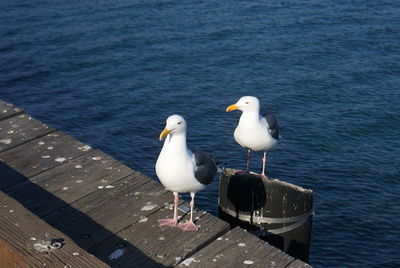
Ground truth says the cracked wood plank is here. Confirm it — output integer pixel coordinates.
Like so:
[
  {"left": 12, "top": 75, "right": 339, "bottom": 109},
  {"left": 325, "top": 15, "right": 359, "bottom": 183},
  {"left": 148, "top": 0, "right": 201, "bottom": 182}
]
[
  {"left": 177, "top": 227, "right": 298, "bottom": 268},
  {"left": 0, "top": 131, "right": 93, "bottom": 189},
  {"left": 3, "top": 150, "right": 135, "bottom": 218},
  {"left": 48, "top": 175, "right": 174, "bottom": 250},
  {"left": 90, "top": 200, "right": 230, "bottom": 267},
  {"left": 0, "top": 191, "right": 109, "bottom": 268},
  {"left": 0, "top": 113, "right": 54, "bottom": 153},
  {"left": 0, "top": 100, "right": 23, "bottom": 121}
]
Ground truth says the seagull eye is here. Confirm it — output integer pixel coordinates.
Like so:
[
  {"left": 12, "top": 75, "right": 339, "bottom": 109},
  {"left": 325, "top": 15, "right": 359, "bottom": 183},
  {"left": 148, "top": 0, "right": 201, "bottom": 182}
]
[
  {"left": 177, "top": 122, "right": 182, "bottom": 125},
  {"left": 245, "top": 102, "right": 249, "bottom": 104}
]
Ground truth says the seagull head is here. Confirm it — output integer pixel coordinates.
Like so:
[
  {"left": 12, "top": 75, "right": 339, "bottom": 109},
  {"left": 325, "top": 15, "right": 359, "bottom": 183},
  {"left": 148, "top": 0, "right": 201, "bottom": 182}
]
[
  {"left": 226, "top": 96, "right": 260, "bottom": 113},
  {"left": 159, "top": 114, "right": 187, "bottom": 140}
]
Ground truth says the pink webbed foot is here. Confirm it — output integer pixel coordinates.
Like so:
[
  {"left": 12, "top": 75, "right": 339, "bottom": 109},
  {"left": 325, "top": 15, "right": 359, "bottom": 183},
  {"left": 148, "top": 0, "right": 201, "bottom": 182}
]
[
  {"left": 259, "top": 173, "right": 268, "bottom": 181},
  {"left": 158, "top": 218, "right": 178, "bottom": 228},
  {"left": 178, "top": 221, "right": 199, "bottom": 232}
]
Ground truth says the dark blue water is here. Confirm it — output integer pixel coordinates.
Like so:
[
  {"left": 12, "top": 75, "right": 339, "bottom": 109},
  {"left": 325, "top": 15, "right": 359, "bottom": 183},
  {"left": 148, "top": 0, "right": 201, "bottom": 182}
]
[{"left": 1, "top": 0, "right": 400, "bottom": 266}]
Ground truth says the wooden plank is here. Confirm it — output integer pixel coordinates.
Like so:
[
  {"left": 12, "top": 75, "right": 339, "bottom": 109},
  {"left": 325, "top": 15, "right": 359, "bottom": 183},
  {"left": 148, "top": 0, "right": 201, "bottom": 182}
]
[
  {"left": 0, "top": 238, "right": 31, "bottom": 268},
  {"left": 3, "top": 149, "right": 135, "bottom": 218},
  {"left": 0, "top": 130, "right": 93, "bottom": 189},
  {"left": 41, "top": 173, "right": 172, "bottom": 268},
  {"left": 44, "top": 172, "right": 152, "bottom": 224},
  {"left": 0, "top": 113, "right": 55, "bottom": 153},
  {"left": 176, "top": 226, "right": 295, "bottom": 268},
  {"left": 48, "top": 176, "right": 175, "bottom": 250},
  {"left": 0, "top": 191, "right": 109, "bottom": 268},
  {"left": 0, "top": 100, "right": 23, "bottom": 121},
  {"left": 0, "top": 160, "right": 26, "bottom": 192},
  {"left": 90, "top": 202, "right": 230, "bottom": 267},
  {"left": 286, "top": 259, "right": 313, "bottom": 268}
]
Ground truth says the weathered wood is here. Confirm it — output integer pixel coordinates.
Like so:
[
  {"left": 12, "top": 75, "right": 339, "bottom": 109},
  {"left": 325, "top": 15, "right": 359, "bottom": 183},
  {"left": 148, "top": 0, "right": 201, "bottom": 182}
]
[
  {"left": 0, "top": 161, "right": 26, "bottom": 192},
  {"left": 0, "top": 191, "right": 109, "bottom": 268},
  {"left": 0, "top": 113, "right": 54, "bottom": 153},
  {"left": 42, "top": 173, "right": 188, "bottom": 268},
  {"left": 0, "top": 130, "right": 93, "bottom": 189},
  {"left": 177, "top": 226, "right": 297, "bottom": 268},
  {"left": 286, "top": 259, "right": 313, "bottom": 268},
  {"left": 48, "top": 176, "right": 175, "bottom": 250},
  {"left": 90, "top": 201, "right": 230, "bottom": 267},
  {"left": 0, "top": 100, "right": 23, "bottom": 121},
  {"left": 44, "top": 173, "right": 161, "bottom": 228},
  {"left": 219, "top": 169, "right": 313, "bottom": 262},
  {"left": 0, "top": 238, "right": 31, "bottom": 268},
  {"left": 3, "top": 171, "right": 169, "bottom": 268},
  {"left": 44, "top": 171, "right": 150, "bottom": 223},
  {"left": 3, "top": 149, "right": 135, "bottom": 218}
]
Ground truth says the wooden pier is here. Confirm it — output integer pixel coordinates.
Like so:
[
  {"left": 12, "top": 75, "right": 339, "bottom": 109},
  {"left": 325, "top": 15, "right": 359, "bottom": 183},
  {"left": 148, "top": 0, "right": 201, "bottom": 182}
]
[{"left": 0, "top": 100, "right": 312, "bottom": 267}]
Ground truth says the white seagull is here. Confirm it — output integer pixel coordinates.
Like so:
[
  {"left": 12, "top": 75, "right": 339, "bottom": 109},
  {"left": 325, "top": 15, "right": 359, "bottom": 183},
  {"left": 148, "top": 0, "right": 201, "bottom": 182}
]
[
  {"left": 226, "top": 96, "right": 279, "bottom": 178},
  {"left": 155, "top": 114, "right": 217, "bottom": 231}
]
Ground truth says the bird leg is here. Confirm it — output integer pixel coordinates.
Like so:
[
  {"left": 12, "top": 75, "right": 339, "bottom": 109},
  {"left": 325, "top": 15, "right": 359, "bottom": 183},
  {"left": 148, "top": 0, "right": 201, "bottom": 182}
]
[
  {"left": 235, "top": 149, "right": 252, "bottom": 175},
  {"left": 246, "top": 149, "right": 251, "bottom": 172},
  {"left": 260, "top": 152, "right": 267, "bottom": 179},
  {"left": 178, "top": 193, "right": 199, "bottom": 232},
  {"left": 158, "top": 192, "right": 179, "bottom": 227}
]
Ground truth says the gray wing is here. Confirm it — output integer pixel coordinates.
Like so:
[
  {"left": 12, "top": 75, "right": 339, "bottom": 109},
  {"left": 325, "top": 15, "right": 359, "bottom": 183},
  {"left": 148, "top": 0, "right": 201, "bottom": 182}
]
[
  {"left": 193, "top": 150, "right": 217, "bottom": 185},
  {"left": 264, "top": 112, "right": 280, "bottom": 140}
]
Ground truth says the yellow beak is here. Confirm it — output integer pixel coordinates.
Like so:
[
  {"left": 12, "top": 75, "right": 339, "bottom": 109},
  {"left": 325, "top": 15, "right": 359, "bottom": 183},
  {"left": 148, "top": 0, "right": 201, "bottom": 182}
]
[
  {"left": 226, "top": 104, "right": 240, "bottom": 112},
  {"left": 159, "top": 128, "right": 172, "bottom": 140}
]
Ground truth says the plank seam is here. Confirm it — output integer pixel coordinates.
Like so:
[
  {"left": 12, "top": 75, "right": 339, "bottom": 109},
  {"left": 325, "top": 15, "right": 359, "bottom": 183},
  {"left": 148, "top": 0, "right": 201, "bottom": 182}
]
[
  {"left": 0, "top": 109, "right": 24, "bottom": 122},
  {"left": 85, "top": 189, "right": 177, "bottom": 251},
  {"left": 1, "top": 148, "right": 94, "bottom": 191},
  {"left": 284, "top": 258, "right": 308, "bottom": 268},
  {"left": 41, "top": 171, "right": 143, "bottom": 222},
  {"left": 173, "top": 222, "right": 231, "bottom": 266},
  {"left": 71, "top": 173, "right": 154, "bottom": 217},
  {"left": 0, "top": 128, "right": 56, "bottom": 155}
]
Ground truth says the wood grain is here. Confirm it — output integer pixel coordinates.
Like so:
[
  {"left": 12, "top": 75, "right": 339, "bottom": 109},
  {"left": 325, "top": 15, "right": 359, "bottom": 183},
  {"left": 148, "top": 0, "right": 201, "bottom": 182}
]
[
  {"left": 0, "top": 113, "right": 54, "bottom": 153},
  {"left": 0, "top": 100, "right": 23, "bottom": 121},
  {"left": 0, "top": 191, "right": 109, "bottom": 268}
]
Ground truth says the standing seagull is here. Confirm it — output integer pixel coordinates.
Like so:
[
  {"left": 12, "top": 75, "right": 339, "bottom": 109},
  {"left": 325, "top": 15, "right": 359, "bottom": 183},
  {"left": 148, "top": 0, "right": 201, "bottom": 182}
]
[
  {"left": 226, "top": 96, "right": 279, "bottom": 178},
  {"left": 156, "top": 114, "right": 217, "bottom": 231}
]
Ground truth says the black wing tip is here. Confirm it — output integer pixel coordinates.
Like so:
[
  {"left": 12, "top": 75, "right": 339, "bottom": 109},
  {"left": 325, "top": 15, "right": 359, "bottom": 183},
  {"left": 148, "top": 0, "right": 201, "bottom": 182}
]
[{"left": 194, "top": 150, "right": 217, "bottom": 185}]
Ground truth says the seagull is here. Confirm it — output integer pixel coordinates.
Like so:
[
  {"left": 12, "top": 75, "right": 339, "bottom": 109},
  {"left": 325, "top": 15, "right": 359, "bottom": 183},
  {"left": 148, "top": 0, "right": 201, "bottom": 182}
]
[
  {"left": 226, "top": 96, "right": 279, "bottom": 178},
  {"left": 155, "top": 114, "right": 217, "bottom": 231}
]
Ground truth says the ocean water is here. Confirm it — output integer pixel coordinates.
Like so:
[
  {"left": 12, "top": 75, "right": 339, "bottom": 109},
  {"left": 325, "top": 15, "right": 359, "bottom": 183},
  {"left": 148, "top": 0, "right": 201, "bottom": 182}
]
[{"left": 1, "top": 0, "right": 399, "bottom": 267}]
